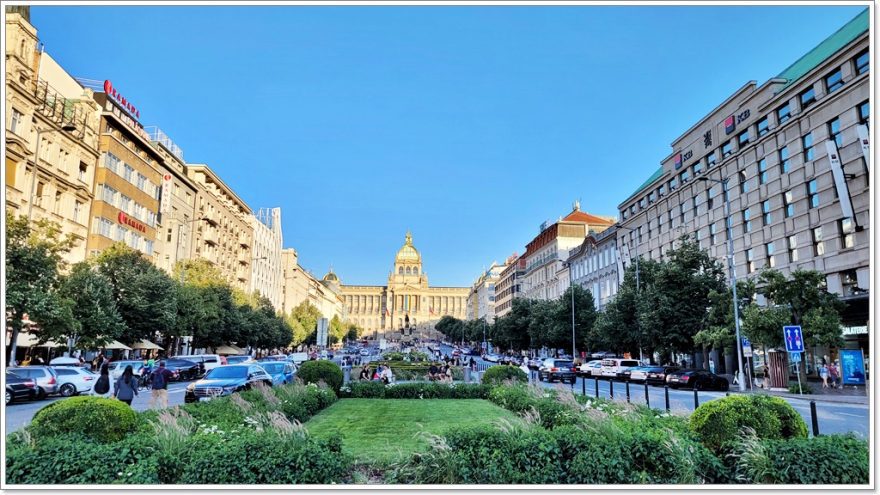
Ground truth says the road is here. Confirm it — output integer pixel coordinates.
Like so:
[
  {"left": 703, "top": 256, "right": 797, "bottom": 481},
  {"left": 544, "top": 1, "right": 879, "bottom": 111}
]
[{"left": 432, "top": 343, "right": 869, "bottom": 438}]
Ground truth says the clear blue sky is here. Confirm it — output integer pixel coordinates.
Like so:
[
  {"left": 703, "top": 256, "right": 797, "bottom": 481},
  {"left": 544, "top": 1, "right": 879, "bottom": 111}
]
[{"left": 32, "top": 5, "right": 866, "bottom": 287}]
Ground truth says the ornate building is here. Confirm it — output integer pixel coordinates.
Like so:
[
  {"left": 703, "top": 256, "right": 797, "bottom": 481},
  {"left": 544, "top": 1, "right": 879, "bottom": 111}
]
[{"left": 336, "top": 232, "right": 469, "bottom": 338}]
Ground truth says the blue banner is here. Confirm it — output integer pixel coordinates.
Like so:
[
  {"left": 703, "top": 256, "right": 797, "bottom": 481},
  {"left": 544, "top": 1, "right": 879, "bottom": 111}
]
[{"left": 840, "top": 349, "right": 866, "bottom": 386}]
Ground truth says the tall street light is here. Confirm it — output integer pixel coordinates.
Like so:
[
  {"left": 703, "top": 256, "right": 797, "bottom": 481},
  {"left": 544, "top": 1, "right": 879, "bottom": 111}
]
[
  {"left": 616, "top": 226, "right": 642, "bottom": 362},
  {"left": 563, "top": 258, "right": 576, "bottom": 361},
  {"left": 27, "top": 123, "right": 77, "bottom": 221},
  {"left": 698, "top": 175, "right": 746, "bottom": 392}
]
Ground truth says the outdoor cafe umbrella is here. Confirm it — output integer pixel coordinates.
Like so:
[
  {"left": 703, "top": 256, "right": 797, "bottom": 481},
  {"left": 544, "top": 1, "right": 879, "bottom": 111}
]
[{"left": 130, "top": 339, "right": 163, "bottom": 351}]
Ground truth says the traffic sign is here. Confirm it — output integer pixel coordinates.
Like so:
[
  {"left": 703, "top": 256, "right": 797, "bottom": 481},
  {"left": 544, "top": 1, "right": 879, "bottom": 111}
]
[
  {"left": 783, "top": 325, "right": 804, "bottom": 353},
  {"left": 742, "top": 337, "right": 753, "bottom": 358},
  {"left": 790, "top": 351, "right": 802, "bottom": 363}
]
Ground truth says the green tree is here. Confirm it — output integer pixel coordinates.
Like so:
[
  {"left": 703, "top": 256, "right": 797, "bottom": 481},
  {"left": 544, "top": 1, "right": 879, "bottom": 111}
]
[
  {"left": 172, "top": 259, "right": 226, "bottom": 288},
  {"left": 757, "top": 269, "right": 844, "bottom": 348},
  {"left": 328, "top": 315, "right": 345, "bottom": 344},
  {"left": 5, "top": 214, "right": 75, "bottom": 362},
  {"left": 56, "top": 262, "right": 126, "bottom": 351},
  {"left": 435, "top": 315, "right": 464, "bottom": 343},
  {"left": 527, "top": 299, "right": 558, "bottom": 350},
  {"left": 552, "top": 284, "right": 597, "bottom": 355},
  {"left": 288, "top": 301, "right": 321, "bottom": 345},
  {"left": 693, "top": 279, "right": 756, "bottom": 370}
]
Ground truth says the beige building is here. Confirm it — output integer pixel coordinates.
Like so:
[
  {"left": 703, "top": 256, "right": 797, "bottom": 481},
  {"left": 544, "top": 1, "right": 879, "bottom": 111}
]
[
  {"left": 566, "top": 225, "right": 619, "bottom": 311},
  {"left": 468, "top": 262, "right": 507, "bottom": 321},
  {"left": 280, "top": 248, "right": 346, "bottom": 323},
  {"left": 251, "top": 207, "right": 284, "bottom": 311},
  {"left": 5, "top": 10, "right": 102, "bottom": 266},
  {"left": 522, "top": 203, "right": 616, "bottom": 301},
  {"left": 495, "top": 254, "right": 525, "bottom": 318},
  {"left": 186, "top": 164, "right": 254, "bottom": 292},
  {"left": 618, "top": 10, "right": 869, "bottom": 362},
  {"left": 338, "top": 232, "right": 469, "bottom": 338}
]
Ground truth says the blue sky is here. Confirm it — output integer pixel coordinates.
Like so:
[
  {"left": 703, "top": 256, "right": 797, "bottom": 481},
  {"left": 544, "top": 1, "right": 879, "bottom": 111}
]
[{"left": 32, "top": 4, "right": 866, "bottom": 287}]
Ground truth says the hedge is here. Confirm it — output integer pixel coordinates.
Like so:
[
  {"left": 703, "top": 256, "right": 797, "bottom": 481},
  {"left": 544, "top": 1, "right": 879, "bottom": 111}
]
[
  {"left": 355, "top": 362, "right": 465, "bottom": 381},
  {"left": 339, "top": 382, "right": 490, "bottom": 399},
  {"left": 689, "top": 394, "right": 807, "bottom": 452},
  {"left": 481, "top": 365, "right": 528, "bottom": 385},
  {"left": 30, "top": 396, "right": 138, "bottom": 444},
  {"left": 734, "top": 434, "right": 868, "bottom": 484},
  {"left": 297, "top": 360, "right": 344, "bottom": 393}
]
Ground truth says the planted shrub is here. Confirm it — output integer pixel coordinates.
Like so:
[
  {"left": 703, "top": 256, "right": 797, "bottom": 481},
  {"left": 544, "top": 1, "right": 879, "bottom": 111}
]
[
  {"left": 383, "top": 383, "right": 490, "bottom": 399},
  {"left": 787, "top": 382, "right": 813, "bottom": 394},
  {"left": 30, "top": 396, "right": 138, "bottom": 443},
  {"left": 481, "top": 365, "right": 528, "bottom": 385},
  {"left": 734, "top": 434, "right": 868, "bottom": 484},
  {"left": 689, "top": 394, "right": 806, "bottom": 452},
  {"left": 342, "top": 381, "right": 387, "bottom": 398},
  {"left": 297, "top": 360, "right": 344, "bottom": 393}
]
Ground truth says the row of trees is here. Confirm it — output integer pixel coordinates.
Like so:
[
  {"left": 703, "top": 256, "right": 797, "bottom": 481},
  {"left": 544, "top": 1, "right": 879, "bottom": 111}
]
[
  {"left": 5, "top": 214, "right": 360, "bottom": 361},
  {"left": 434, "top": 237, "right": 844, "bottom": 367}
]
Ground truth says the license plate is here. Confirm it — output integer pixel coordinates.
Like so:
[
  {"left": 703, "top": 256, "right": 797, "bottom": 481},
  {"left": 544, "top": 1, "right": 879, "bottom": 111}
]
[{"left": 199, "top": 397, "right": 211, "bottom": 402}]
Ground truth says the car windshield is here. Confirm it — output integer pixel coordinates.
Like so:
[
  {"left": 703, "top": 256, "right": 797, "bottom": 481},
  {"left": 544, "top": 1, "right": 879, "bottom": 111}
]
[
  {"left": 556, "top": 361, "right": 574, "bottom": 368},
  {"left": 261, "top": 363, "right": 284, "bottom": 374},
  {"left": 227, "top": 356, "right": 249, "bottom": 363},
  {"left": 205, "top": 366, "right": 248, "bottom": 379}
]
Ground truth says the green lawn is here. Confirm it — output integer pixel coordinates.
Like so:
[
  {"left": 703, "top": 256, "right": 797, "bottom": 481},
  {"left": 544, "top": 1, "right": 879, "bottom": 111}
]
[{"left": 305, "top": 399, "right": 521, "bottom": 464}]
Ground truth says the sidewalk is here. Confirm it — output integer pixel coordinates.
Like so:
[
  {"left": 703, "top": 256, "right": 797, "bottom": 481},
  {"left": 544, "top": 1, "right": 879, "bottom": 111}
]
[{"left": 726, "top": 381, "right": 869, "bottom": 405}]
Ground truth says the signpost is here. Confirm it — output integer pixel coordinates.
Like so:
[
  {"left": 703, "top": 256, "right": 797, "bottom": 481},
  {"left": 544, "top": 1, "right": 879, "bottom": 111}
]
[
  {"left": 742, "top": 337, "right": 753, "bottom": 389},
  {"left": 317, "top": 318, "right": 329, "bottom": 348},
  {"left": 783, "top": 326, "right": 804, "bottom": 395}
]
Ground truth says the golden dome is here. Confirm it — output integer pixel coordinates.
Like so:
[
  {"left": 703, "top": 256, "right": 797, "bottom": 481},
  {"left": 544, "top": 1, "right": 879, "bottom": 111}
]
[{"left": 395, "top": 231, "right": 421, "bottom": 263}]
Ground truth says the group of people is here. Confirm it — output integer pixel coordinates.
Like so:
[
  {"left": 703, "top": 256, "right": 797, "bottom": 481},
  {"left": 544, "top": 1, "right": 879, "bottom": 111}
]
[
  {"left": 819, "top": 360, "right": 842, "bottom": 389},
  {"left": 359, "top": 364, "right": 394, "bottom": 384},
  {"left": 90, "top": 359, "right": 175, "bottom": 410},
  {"left": 427, "top": 363, "right": 454, "bottom": 382}
]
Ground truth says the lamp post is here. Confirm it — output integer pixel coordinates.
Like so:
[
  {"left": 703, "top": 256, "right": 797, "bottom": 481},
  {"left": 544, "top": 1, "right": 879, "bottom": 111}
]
[
  {"left": 617, "top": 226, "right": 642, "bottom": 362},
  {"left": 27, "top": 123, "right": 77, "bottom": 222},
  {"left": 563, "top": 258, "right": 576, "bottom": 361},
  {"left": 698, "top": 175, "right": 746, "bottom": 392}
]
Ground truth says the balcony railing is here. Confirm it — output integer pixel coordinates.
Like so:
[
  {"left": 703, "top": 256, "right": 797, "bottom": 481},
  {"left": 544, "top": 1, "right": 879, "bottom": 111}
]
[{"left": 33, "top": 80, "right": 94, "bottom": 140}]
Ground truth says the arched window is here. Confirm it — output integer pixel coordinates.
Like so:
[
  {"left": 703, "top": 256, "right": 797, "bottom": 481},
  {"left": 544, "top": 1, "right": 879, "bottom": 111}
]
[
  {"left": 406, "top": 267, "right": 411, "bottom": 275},
  {"left": 414, "top": 267, "right": 419, "bottom": 275},
  {"left": 398, "top": 266, "right": 404, "bottom": 275}
]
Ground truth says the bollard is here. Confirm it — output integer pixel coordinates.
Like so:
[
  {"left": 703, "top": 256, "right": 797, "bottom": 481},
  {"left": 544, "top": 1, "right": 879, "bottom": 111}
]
[
  {"left": 609, "top": 379, "right": 614, "bottom": 399},
  {"left": 625, "top": 380, "right": 631, "bottom": 403},
  {"left": 810, "top": 400, "right": 820, "bottom": 437},
  {"left": 726, "top": 392, "right": 729, "bottom": 397},
  {"left": 644, "top": 382, "right": 650, "bottom": 407},
  {"left": 664, "top": 385, "right": 670, "bottom": 411},
  {"left": 693, "top": 388, "right": 699, "bottom": 409},
  {"left": 594, "top": 377, "right": 599, "bottom": 398},
  {"left": 582, "top": 377, "right": 586, "bottom": 396},
  {"left": 343, "top": 366, "right": 351, "bottom": 384}
]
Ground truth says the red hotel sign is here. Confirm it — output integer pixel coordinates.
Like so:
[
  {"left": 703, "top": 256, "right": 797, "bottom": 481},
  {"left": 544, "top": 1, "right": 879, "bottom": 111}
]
[
  {"left": 117, "top": 212, "right": 147, "bottom": 233},
  {"left": 104, "top": 80, "right": 140, "bottom": 119}
]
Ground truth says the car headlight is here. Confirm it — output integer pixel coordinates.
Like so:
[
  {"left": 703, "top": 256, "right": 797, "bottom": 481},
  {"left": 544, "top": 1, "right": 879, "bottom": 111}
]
[{"left": 222, "top": 386, "right": 238, "bottom": 393}]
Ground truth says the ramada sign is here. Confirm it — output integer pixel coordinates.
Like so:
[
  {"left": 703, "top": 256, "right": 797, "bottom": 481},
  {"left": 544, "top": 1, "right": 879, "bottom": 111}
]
[
  {"left": 118, "top": 212, "right": 147, "bottom": 233},
  {"left": 104, "top": 80, "right": 140, "bottom": 119}
]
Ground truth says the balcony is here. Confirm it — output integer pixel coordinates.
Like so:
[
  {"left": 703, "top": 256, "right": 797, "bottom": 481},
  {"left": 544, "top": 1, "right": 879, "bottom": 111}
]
[
  {"left": 239, "top": 231, "right": 251, "bottom": 248},
  {"left": 202, "top": 210, "right": 218, "bottom": 227},
  {"left": 202, "top": 229, "right": 217, "bottom": 246}
]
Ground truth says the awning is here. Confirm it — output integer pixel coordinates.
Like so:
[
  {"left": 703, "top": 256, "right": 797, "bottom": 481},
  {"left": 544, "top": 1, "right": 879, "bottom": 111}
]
[
  {"left": 49, "top": 356, "right": 81, "bottom": 366},
  {"left": 14, "top": 332, "right": 65, "bottom": 348},
  {"left": 214, "top": 345, "right": 242, "bottom": 355},
  {"left": 131, "top": 339, "right": 163, "bottom": 350},
  {"left": 229, "top": 344, "right": 245, "bottom": 354},
  {"left": 102, "top": 340, "right": 132, "bottom": 351}
]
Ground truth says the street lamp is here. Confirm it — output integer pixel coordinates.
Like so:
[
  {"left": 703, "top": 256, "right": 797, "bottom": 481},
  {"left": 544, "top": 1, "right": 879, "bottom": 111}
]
[
  {"left": 27, "top": 123, "right": 77, "bottom": 221},
  {"left": 698, "top": 175, "right": 746, "bottom": 392},
  {"left": 617, "top": 225, "right": 643, "bottom": 362},
  {"left": 563, "top": 258, "right": 576, "bottom": 362}
]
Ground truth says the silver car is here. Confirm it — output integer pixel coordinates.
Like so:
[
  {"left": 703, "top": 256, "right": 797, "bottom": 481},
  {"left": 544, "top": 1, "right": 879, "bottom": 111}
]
[{"left": 10, "top": 366, "right": 59, "bottom": 398}]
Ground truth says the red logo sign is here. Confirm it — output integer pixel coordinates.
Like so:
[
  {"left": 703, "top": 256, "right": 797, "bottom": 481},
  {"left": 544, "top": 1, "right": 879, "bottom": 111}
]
[
  {"left": 117, "top": 212, "right": 147, "bottom": 233},
  {"left": 724, "top": 115, "right": 736, "bottom": 135},
  {"left": 674, "top": 153, "right": 682, "bottom": 169},
  {"left": 103, "top": 80, "right": 140, "bottom": 119}
]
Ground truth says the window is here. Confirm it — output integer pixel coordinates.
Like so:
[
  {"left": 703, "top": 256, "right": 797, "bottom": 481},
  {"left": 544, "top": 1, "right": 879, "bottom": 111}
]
[
  {"left": 130, "top": 233, "right": 141, "bottom": 250},
  {"left": 758, "top": 158, "right": 768, "bottom": 184},
  {"left": 745, "top": 248, "right": 755, "bottom": 273},
  {"left": 136, "top": 174, "right": 147, "bottom": 191},
  {"left": 706, "top": 152, "right": 717, "bottom": 168},
  {"left": 828, "top": 117, "right": 841, "bottom": 147},
  {"left": 858, "top": 100, "right": 869, "bottom": 125},
  {"left": 73, "top": 201, "right": 82, "bottom": 223},
  {"left": 742, "top": 209, "right": 752, "bottom": 233},
  {"left": 648, "top": 191, "right": 656, "bottom": 204},
  {"left": 757, "top": 116, "right": 769, "bottom": 137},
  {"left": 854, "top": 49, "right": 869, "bottom": 75},
  {"left": 762, "top": 200, "right": 772, "bottom": 225},
  {"left": 707, "top": 187, "right": 716, "bottom": 209},
  {"left": 692, "top": 160, "right": 702, "bottom": 175},
  {"left": 788, "top": 235, "right": 799, "bottom": 262},
  {"left": 710, "top": 223, "right": 718, "bottom": 245},
  {"left": 622, "top": 209, "right": 628, "bottom": 220},
  {"left": 841, "top": 270, "right": 861, "bottom": 296},
  {"left": 668, "top": 209, "right": 674, "bottom": 227},
  {"left": 840, "top": 218, "right": 855, "bottom": 249},
  {"left": 120, "top": 195, "right": 131, "bottom": 213},
  {"left": 115, "top": 225, "right": 126, "bottom": 242},
  {"left": 738, "top": 130, "right": 749, "bottom": 149},
  {"left": 800, "top": 87, "right": 816, "bottom": 109},
  {"left": 638, "top": 226, "right": 643, "bottom": 243},
  {"left": 812, "top": 227, "right": 824, "bottom": 256},
  {"left": 766, "top": 243, "right": 776, "bottom": 268},
  {"left": 680, "top": 170, "right": 690, "bottom": 183},
  {"left": 739, "top": 170, "right": 749, "bottom": 194},
  {"left": 779, "top": 146, "right": 790, "bottom": 173},
  {"left": 53, "top": 191, "right": 62, "bottom": 215},
  {"left": 777, "top": 102, "right": 791, "bottom": 124},
  {"left": 824, "top": 68, "right": 843, "bottom": 93},
  {"left": 784, "top": 190, "right": 794, "bottom": 217},
  {"left": 722, "top": 141, "right": 732, "bottom": 157},
  {"left": 123, "top": 164, "right": 134, "bottom": 182},
  {"left": 104, "top": 153, "right": 121, "bottom": 175},
  {"left": 78, "top": 162, "right": 88, "bottom": 182},
  {"left": 10, "top": 109, "right": 23, "bottom": 135},
  {"left": 808, "top": 179, "right": 819, "bottom": 208},
  {"left": 639, "top": 198, "right": 646, "bottom": 209},
  {"left": 680, "top": 203, "right": 685, "bottom": 223},
  {"left": 669, "top": 177, "right": 678, "bottom": 190},
  {"left": 658, "top": 184, "right": 666, "bottom": 197},
  {"left": 101, "top": 184, "right": 117, "bottom": 205},
  {"left": 802, "top": 132, "right": 814, "bottom": 161}
]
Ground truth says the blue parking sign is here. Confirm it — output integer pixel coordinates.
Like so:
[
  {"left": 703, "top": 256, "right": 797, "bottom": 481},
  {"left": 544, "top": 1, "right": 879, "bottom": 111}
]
[{"left": 783, "top": 326, "right": 804, "bottom": 353}]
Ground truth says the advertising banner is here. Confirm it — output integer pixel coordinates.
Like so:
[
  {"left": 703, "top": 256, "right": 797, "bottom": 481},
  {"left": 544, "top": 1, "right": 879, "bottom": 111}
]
[{"left": 840, "top": 349, "right": 866, "bottom": 386}]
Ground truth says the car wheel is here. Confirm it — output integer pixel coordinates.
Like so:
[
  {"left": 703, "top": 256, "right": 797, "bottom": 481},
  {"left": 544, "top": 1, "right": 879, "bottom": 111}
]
[
  {"left": 60, "top": 383, "right": 76, "bottom": 397},
  {"left": 35, "top": 387, "right": 46, "bottom": 400},
  {"left": 5, "top": 390, "right": 11, "bottom": 405}
]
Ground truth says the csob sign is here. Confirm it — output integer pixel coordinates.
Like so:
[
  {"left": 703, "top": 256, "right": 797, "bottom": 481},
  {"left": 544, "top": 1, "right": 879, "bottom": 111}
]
[
  {"left": 117, "top": 212, "right": 147, "bottom": 233},
  {"left": 104, "top": 80, "right": 140, "bottom": 119}
]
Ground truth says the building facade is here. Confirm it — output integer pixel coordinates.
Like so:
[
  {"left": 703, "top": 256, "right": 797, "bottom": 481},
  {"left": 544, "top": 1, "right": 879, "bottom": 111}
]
[
  {"left": 5, "top": 12, "right": 102, "bottom": 266},
  {"left": 186, "top": 164, "right": 254, "bottom": 292},
  {"left": 495, "top": 254, "right": 525, "bottom": 318},
  {"left": 251, "top": 207, "right": 284, "bottom": 311},
  {"left": 617, "top": 10, "right": 869, "bottom": 361},
  {"left": 469, "top": 262, "right": 506, "bottom": 321},
  {"left": 566, "top": 225, "right": 620, "bottom": 310},
  {"left": 339, "top": 232, "right": 470, "bottom": 337},
  {"left": 522, "top": 203, "right": 616, "bottom": 301}
]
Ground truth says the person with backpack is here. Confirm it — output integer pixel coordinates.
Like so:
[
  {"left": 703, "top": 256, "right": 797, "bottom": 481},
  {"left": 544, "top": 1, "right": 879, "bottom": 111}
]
[
  {"left": 114, "top": 365, "right": 138, "bottom": 406},
  {"left": 149, "top": 361, "right": 175, "bottom": 409},
  {"left": 93, "top": 363, "right": 113, "bottom": 398}
]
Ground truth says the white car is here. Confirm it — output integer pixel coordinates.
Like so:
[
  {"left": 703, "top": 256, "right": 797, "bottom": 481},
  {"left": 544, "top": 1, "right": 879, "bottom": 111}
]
[
  {"left": 52, "top": 367, "right": 98, "bottom": 397},
  {"left": 108, "top": 360, "right": 147, "bottom": 380},
  {"left": 578, "top": 360, "right": 603, "bottom": 377},
  {"left": 600, "top": 358, "right": 642, "bottom": 379}
]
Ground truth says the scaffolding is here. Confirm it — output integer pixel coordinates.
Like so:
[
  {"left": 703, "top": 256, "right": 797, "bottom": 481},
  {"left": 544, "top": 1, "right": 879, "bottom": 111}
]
[{"left": 143, "top": 126, "right": 184, "bottom": 161}]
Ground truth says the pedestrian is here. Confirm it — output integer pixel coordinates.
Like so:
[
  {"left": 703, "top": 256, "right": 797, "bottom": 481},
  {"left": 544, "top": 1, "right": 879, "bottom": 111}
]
[
  {"left": 829, "top": 361, "right": 840, "bottom": 389},
  {"left": 114, "top": 365, "right": 138, "bottom": 406},
  {"left": 93, "top": 363, "right": 113, "bottom": 398},
  {"left": 381, "top": 365, "right": 393, "bottom": 384},
  {"left": 359, "top": 366, "right": 371, "bottom": 380},
  {"left": 149, "top": 361, "right": 175, "bottom": 409},
  {"left": 519, "top": 360, "right": 530, "bottom": 383},
  {"left": 819, "top": 362, "right": 829, "bottom": 388}
]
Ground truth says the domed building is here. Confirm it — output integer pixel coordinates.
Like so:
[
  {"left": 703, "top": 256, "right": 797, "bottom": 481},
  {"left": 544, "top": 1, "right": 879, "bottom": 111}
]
[{"left": 339, "top": 231, "right": 470, "bottom": 338}]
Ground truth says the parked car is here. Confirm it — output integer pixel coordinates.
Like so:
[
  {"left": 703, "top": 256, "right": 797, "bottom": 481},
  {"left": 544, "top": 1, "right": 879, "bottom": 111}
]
[
  {"left": 591, "top": 351, "right": 618, "bottom": 359},
  {"left": 600, "top": 358, "right": 642, "bottom": 380},
  {"left": 258, "top": 355, "right": 288, "bottom": 362},
  {"left": 483, "top": 354, "right": 501, "bottom": 363},
  {"left": 527, "top": 358, "right": 543, "bottom": 370},
  {"left": 53, "top": 366, "right": 97, "bottom": 397},
  {"left": 10, "top": 366, "right": 59, "bottom": 399},
  {"left": 184, "top": 364, "right": 273, "bottom": 402},
  {"left": 666, "top": 369, "right": 729, "bottom": 391},
  {"left": 259, "top": 361, "right": 296, "bottom": 386},
  {"left": 158, "top": 358, "right": 202, "bottom": 381},
  {"left": 641, "top": 366, "right": 681, "bottom": 385},
  {"left": 108, "top": 360, "right": 147, "bottom": 381},
  {"left": 6, "top": 370, "right": 37, "bottom": 405},
  {"left": 225, "top": 355, "right": 256, "bottom": 365},
  {"left": 538, "top": 358, "right": 577, "bottom": 384},
  {"left": 359, "top": 349, "right": 371, "bottom": 357},
  {"left": 578, "top": 360, "right": 604, "bottom": 377},
  {"left": 177, "top": 354, "right": 222, "bottom": 373}
]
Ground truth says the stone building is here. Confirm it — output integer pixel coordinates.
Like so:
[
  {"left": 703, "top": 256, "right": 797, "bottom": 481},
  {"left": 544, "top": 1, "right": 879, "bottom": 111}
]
[
  {"left": 250, "top": 207, "right": 284, "bottom": 311},
  {"left": 565, "top": 225, "right": 620, "bottom": 311},
  {"left": 495, "top": 253, "right": 525, "bottom": 318}
]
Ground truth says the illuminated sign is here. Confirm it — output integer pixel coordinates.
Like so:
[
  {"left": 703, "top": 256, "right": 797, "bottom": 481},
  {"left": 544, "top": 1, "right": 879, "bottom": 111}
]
[
  {"left": 160, "top": 173, "right": 172, "bottom": 214},
  {"left": 103, "top": 80, "right": 140, "bottom": 119},
  {"left": 118, "top": 212, "right": 147, "bottom": 233}
]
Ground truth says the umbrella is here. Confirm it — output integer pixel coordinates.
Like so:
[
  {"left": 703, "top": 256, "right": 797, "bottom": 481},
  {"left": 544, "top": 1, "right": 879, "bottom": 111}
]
[
  {"left": 214, "top": 345, "right": 242, "bottom": 355},
  {"left": 131, "top": 339, "right": 164, "bottom": 351},
  {"left": 49, "top": 356, "right": 81, "bottom": 366},
  {"left": 14, "top": 332, "right": 65, "bottom": 348},
  {"left": 101, "top": 340, "right": 132, "bottom": 351}
]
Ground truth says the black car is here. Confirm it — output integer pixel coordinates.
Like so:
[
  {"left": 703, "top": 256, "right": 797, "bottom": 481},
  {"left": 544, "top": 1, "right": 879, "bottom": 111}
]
[
  {"left": 643, "top": 366, "right": 681, "bottom": 385},
  {"left": 6, "top": 370, "right": 37, "bottom": 405},
  {"left": 184, "top": 364, "right": 273, "bottom": 403},
  {"left": 666, "top": 369, "right": 729, "bottom": 391},
  {"left": 159, "top": 358, "right": 202, "bottom": 381},
  {"left": 538, "top": 359, "right": 577, "bottom": 384}
]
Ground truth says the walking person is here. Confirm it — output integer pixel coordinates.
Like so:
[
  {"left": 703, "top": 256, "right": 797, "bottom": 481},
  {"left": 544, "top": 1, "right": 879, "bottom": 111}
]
[
  {"left": 519, "top": 360, "right": 531, "bottom": 384},
  {"left": 149, "top": 361, "right": 175, "bottom": 409},
  {"left": 819, "top": 362, "right": 830, "bottom": 388},
  {"left": 829, "top": 361, "right": 841, "bottom": 389},
  {"left": 114, "top": 365, "right": 138, "bottom": 406},
  {"left": 93, "top": 363, "right": 113, "bottom": 398}
]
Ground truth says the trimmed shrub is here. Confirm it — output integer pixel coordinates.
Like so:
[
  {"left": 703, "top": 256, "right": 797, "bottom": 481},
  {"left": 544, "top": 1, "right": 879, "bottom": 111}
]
[
  {"left": 487, "top": 384, "right": 536, "bottom": 414},
  {"left": 341, "top": 381, "right": 387, "bottom": 398},
  {"left": 481, "top": 365, "right": 528, "bottom": 385},
  {"left": 30, "top": 396, "right": 138, "bottom": 443},
  {"left": 787, "top": 382, "right": 813, "bottom": 394},
  {"left": 734, "top": 434, "right": 868, "bottom": 484},
  {"left": 383, "top": 383, "right": 490, "bottom": 399},
  {"left": 297, "top": 360, "right": 344, "bottom": 393},
  {"left": 689, "top": 394, "right": 806, "bottom": 452}
]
